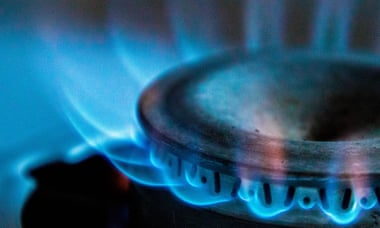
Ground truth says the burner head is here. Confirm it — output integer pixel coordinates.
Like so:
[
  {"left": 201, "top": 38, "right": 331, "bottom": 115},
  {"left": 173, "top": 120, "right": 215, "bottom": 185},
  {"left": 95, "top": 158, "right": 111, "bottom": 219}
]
[{"left": 138, "top": 50, "right": 380, "bottom": 226}]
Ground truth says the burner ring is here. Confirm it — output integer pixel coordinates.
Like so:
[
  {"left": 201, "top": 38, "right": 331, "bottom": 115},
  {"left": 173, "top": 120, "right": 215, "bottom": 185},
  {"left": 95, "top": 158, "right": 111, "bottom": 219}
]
[
  {"left": 139, "top": 50, "right": 380, "bottom": 183},
  {"left": 138, "top": 50, "right": 380, "bottom": 226}
]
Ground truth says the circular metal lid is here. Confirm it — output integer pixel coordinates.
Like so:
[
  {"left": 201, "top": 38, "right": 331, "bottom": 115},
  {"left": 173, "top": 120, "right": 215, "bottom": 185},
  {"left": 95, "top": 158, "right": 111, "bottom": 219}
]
[{"left": 138, "top": 50, "right": 380, "bottom": 182}]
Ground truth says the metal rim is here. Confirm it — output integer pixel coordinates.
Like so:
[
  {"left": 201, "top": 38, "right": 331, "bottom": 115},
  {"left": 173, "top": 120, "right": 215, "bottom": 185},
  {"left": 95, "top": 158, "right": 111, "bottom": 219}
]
[{"left": 138, "top": 49, "right": 380, "bottom": 181}]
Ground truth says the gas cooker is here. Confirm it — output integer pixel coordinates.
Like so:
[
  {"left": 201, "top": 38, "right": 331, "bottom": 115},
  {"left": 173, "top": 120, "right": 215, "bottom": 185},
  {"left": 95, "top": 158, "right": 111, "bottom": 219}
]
[{"left": 3, "top": 1, "right": 380, "bottom": 227}]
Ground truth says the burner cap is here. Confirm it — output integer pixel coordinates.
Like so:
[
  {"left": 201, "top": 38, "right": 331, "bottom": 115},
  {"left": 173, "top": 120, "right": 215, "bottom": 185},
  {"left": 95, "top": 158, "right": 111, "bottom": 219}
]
[
  {"left": 139, "top": 50, "right": 380, "bottom": 182},
  {"left": 138, "top": 50, "right": 380, "bottom": 226}
]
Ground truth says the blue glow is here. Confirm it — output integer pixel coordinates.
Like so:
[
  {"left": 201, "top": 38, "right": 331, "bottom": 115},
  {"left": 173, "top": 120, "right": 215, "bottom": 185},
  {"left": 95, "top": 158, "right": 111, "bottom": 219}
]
[
  {"left": 0, "top": 11, "right": 88, "bottom": 227},
  {"left": 244, "top": 0, "right": 285, "bottom": 49},
  {"left": 334, "top": 0, "right": 355, "bottom": 51},
  {"left": 295, "top": 187, "right": 318, "bottom": 210},
  {"left": 162, "top": 156, "right": 233, "bottom": 205},
  {"left": 149, "top": 146, "right": 168, "bottom": 169},
  {"left": 106, "top": 143, "right": 151, "bottom": 166},
  {"left": 312, "top": 0, "right": 354, "bottom": 51},
  {"left": 111, "top": 160, "right": 168, "bottom": 187},
  {"left": 166, "top": 0, "right": 229, "bottom": 60},
  {"left": 109, "top": 137, "right": 380, "bottom": 225},
  {"left": 3, "top": 1, "right": 380, "bottom": 227},
  {"left": 184, "top": 169, "right": 204, "bottom": 188},
  {"left": 165, "top": 160, "right": 233, "bottom": 206},
  {"left": 53, "top": 40, "right": 140, "bottom": 141},
  {"left": 54, "top": 6, "right": 380, "bottom": 225},
  {"left": 358, "top": 190, "right": 377, "bottom": 210},
  {"left": 320, "top": 195, "right": 361, "bottom": 225},
  {"left": 65, "top": 143, "right": 96, "bottom": 164},
  {"left": 0, "top": 169, "right": 35, "bottom": 228},
  {"left": 242, "top": 181, "right": 293, "bottom": 218},
  {"left": 107, "top": 0, "right": 182, "bottom": 85},
  {"left": 168, "top": 184, "right": 232, "bottom": 206}
]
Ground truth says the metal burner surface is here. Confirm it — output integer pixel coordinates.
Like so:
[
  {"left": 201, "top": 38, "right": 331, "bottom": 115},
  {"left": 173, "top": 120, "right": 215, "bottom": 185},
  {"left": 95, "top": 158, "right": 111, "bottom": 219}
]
[{"left": 138, "top": 50, "right": 380, "bottom": 226}]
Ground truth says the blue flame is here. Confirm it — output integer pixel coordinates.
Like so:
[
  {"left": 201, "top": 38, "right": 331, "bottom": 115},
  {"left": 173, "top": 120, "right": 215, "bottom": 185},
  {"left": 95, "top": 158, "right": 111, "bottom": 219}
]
[
  {"left": 55, "top": 0, "right": 380, "bottom": 226},
  {"left": 0, "top": 5, "right": 91, "bottom": 226},
  {"left": 241, "top": 181, "right": 293, "bottom": 218},
  {"left": 104, "top": 137, "right": 170, "bottom": 186},
  {"left": 319, "top": 189, "right": 361, "bottom": 224},
  {"left": 105, "top": 135, "right": 380, "bottom": 225},
  {"left": 165, "top": 161, "right": 232, "bottom": 206},
  {"left": 244, "top": 0, "right": 285, "bottom": 49},
  {"left": 107, "top": 0, "right": 183, "bottom": 86},
  {"left": 312, "top": 0, "right": 355, "bottom": 51},
  {"left": 166, "top": 0, "right": 232, "bottom": 60},
  {"left": 3, "top": 1, "right": 380, "bottom": 227}
]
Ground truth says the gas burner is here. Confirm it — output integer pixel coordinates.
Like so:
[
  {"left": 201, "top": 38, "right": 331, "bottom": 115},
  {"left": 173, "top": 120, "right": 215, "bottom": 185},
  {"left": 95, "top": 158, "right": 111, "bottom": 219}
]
[{"left": 137, "top": 50, "right": 380, "bottom": 226}]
